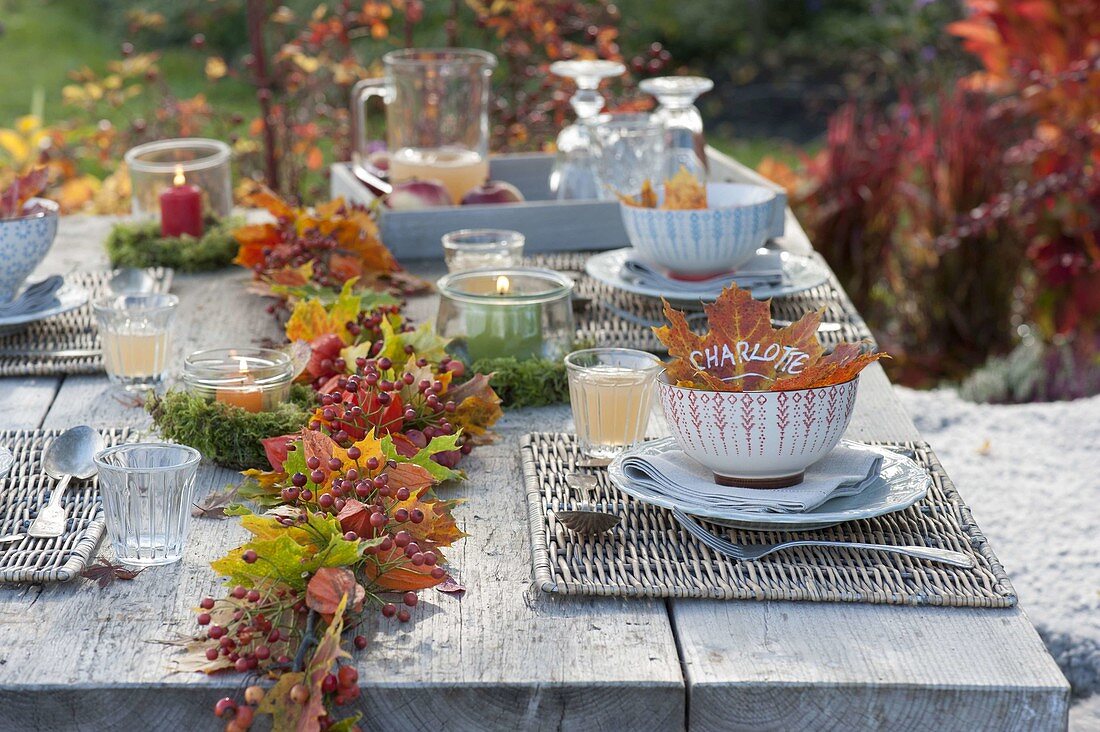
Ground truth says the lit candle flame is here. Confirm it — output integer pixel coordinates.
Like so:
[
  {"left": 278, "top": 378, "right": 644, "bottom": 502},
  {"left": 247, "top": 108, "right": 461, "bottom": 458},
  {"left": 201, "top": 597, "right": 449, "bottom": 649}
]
[
  {"left": 173, "top": 164, "right": 186, "bottom": 187},
  {"left": 495, "top": 275, "right": 510, "bottom": 295}
]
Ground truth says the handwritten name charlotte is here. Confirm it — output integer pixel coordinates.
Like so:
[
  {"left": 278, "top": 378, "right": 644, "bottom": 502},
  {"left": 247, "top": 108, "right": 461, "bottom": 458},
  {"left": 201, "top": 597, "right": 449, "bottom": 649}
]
[{"left": 689, "top": 342, "right": 810, "bottom": 380}]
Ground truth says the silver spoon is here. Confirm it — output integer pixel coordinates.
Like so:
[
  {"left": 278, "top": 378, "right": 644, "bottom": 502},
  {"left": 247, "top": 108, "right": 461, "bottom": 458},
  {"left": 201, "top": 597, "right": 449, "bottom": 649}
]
[
  {"left": 109, "top": 268, "right": 157, "bottom": 296},
  {"left": 27, "top": 426, "right": 104, "bottom": 539},
  {"left": 554, "top": 472, "right": 620, "bottom": 534}
]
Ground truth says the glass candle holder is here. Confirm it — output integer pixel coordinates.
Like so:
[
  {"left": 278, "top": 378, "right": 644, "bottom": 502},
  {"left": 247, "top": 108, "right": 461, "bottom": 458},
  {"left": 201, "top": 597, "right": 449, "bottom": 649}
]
[
  {"left": 182, "top": 347, "right": 294, "bottom": 413},
  {"left": 125, "top": 138, "right": 232, "bottom": 220},
  {"left": 436, "top": 268, "right": 575, "bottom": 363},
  {"left": 441, "top": 229, "right": 525, "bottom": 273},
  {"left": 565, "top": 348, "right": 663, "bottom": 460},
  {"left": 94, "top": 443, "right": 201, "bottom": 566},
  {"left": 93, "top": 293, "right": 178, "bottom": 392}
]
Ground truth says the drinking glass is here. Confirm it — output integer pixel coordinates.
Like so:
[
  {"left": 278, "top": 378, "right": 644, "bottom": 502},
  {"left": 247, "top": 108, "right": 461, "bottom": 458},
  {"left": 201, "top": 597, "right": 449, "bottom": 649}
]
[
  {"left": 351, "top": 48, "right": 497, "bottom": 203},
  {"left": 565, "top": 348, "right": 663, "bottom": 460},
  {"left": 548, "top": 59, "right": 626, "bottom": 200},
  {"left": 639, "top": 76, "right": 714, "bottom": 180},
  {"left": 591, "top": 113, "right": 666, "bottom": 201},
  {"left": 93, "top": 293, "right": 178, "bottom": 393},
  {"left": 94, "top": 443, "right": 201, "bottom": 566},
  {"left": 442, "top": 229, "right": 525, "bottom": 273}
]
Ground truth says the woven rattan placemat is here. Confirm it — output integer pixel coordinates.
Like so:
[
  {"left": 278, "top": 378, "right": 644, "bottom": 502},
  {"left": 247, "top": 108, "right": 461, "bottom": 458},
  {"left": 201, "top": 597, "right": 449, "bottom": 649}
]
[
  {"left": 522, "top": 432, "right": 1016, "bottom": 607},
  {"left": 528, "top": 251, "right": 875, "bottom": 351},
  {"left": 0, "top": 268, "right": 173, "bottom": 377},
  {"left": 0, "top": 428, "right": 133, "bottom": 583}
]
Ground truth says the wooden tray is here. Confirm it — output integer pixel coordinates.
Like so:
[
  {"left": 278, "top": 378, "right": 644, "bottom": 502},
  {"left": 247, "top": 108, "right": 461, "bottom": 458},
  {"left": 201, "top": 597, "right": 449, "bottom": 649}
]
[{"left": 330, "top": 152, "right": 787, "bottom": 259}]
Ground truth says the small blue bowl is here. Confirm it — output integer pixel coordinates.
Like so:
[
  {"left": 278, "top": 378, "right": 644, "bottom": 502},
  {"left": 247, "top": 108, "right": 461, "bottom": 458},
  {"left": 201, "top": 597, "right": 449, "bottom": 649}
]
[
  {"left": 0, "top": 198, "right": 59, "bottom": 304},
  {"left": 620, "top": 183, "right": 777, "bottom": 277}
]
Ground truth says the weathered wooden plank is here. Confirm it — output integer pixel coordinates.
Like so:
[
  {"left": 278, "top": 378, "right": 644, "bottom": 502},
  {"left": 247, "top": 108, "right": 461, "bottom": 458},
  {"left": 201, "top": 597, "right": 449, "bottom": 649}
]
[
  {"left": 0, "top": 216, "right": 685, "bottom": 731},
  {"left": 667, "top": 151, "right": 1070, "bottom": 732}
]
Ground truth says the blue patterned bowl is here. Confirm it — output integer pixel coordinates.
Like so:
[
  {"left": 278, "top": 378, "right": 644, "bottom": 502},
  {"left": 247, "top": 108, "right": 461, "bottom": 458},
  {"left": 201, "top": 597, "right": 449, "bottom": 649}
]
[
  {"left": 0, "top": 198, "right": 59, "bottom": 303},
  {"left": 620, "top": 183, "right": 777, "bottom": 276}
]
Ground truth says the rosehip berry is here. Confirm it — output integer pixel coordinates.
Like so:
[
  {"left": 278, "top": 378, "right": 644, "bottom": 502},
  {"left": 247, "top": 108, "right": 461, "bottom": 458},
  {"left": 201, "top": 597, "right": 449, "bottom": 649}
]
[
  {"left": 394, "top": 531, "right": 411, "bottom": 547},
  {"left": 214, "top": 697, "right": 237, "bottom": 718},
  {"left": 199, "top": 597, "right": 215, "bottom": 610},
  {"left": 403, "top": 591, "right": 418, "bottom": 607},
  {"left": 381, "top": 603, "right": 397, "bottom": 618},
  {"left": 395, "top": 487, "right": 410, "bottom": 501},
  {"left": 394, "top": 508, "right": 409, "bottom": 523},
  {"left": 242, "top": 550, "right": 258, "bottom": 564},
  {"left": 322, "top": 673, "right": 338, "bottom": 694},
  {"left": 343, "top": 531, "right": 358, "bottom": 541},
  {"left": 410, "top": 509, "right": 424, "bottom": 524},
  {"left": 290, "top": 683, "right": 310, "bottom": 705},
  {"left": 353, "top": 635, "right": 368, "bottom": 650},
  {"left": 397, "top": 608, "right": 411, "bottom": 622},
  {"left": 306, "top": 456, "right": 321, "bottom": 470},
  {"left": 244, "top": 685, "right": 265, "bottom": 705},
  {"left": 338, "top": 665, "right": 359, "bottom": 687},
  {"left": 246, "top": 589, "right": 261, "bottom": 603},
  {"left": 231, "top": 585, "right": 247, "bottom": 599},
  {"left": 197, "top": 612, "right": 211, "bottom": 625},
  {"left": 205, "top": 647, "right": 219, "bottom": 661},
  {"left": 430, "top": 567, "right": 446, "bottom": 579},
  {"left": 208, "top": 625, "right": 226, "bottom": 639}
]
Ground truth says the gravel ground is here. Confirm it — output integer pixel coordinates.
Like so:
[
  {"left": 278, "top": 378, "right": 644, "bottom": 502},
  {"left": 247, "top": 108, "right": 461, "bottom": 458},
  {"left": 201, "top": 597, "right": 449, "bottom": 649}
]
[{"left": 895, "top": 387, "right": 1100, "bottom": 730}]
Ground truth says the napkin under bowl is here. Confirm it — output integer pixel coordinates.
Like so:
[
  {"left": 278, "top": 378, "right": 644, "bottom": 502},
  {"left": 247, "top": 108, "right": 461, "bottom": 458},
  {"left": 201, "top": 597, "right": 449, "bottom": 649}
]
[
  {"left": 621, "top": 442, "right": 883, "bottom": 513},
  {"left": 621, "top": 249, "right": 784, "bottom": 295},
  {"left": 657, "top": 372, "right": 861, "bottom": 488},
  {"left": 619, "top": 183, "right": 777, "bottom": 276}
]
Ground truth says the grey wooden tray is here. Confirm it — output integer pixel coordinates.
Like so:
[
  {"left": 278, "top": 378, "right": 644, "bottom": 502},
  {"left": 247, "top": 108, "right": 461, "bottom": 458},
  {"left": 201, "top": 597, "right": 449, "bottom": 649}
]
[{"left": 330, "top": 152, "right": 787, "bottom": 259}]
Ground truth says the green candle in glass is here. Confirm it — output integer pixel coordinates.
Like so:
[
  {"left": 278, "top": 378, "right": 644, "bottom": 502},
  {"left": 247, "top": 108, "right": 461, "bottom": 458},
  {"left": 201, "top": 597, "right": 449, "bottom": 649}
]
[
  {"left": 435, "top": 268, "right": 575, "bottom": 364},
  {"left": 464, "top": 274, "right": 543, "bottom": 361}
]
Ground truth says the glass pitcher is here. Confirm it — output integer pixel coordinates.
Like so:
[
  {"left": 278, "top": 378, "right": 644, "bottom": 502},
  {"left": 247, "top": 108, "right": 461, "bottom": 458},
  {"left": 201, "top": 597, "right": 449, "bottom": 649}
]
[{"left": 352, "top": 48, "right": 497, "bottom": 203}]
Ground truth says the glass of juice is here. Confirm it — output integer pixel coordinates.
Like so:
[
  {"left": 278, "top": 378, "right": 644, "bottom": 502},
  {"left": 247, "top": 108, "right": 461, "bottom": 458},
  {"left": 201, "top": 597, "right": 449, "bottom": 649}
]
[
  {"left": 93, "top": 293, "right": 178, "bottom": 392},
  {"left": 351, "top": 48, "right": 497, "bottom": 203},
  {"left": 565, "top": 348, "right": 663, "bottom": 460}
]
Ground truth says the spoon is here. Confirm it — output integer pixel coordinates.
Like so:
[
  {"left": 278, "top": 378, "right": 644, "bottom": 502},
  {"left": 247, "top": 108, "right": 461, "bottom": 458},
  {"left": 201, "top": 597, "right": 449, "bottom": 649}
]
[
  {"left": 554, "top": 472, "right": 620, "bottom": 534},
  {"left": 109, "top": 268, "right": 157, "bottom": 296},
  {"left": 27, "top": 426, "right": 104, "bottom": 539}
]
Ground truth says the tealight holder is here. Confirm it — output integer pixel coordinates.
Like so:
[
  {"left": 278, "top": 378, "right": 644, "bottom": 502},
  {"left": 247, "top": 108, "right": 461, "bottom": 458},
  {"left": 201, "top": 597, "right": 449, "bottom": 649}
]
[
  {"left": 441, "top": 229, "right": 525, "bottom": 273},
  {"left": 436, "top": 267, "right": 574, "bottom": 363},
  {"left": 125, "top": 138, "right": 232, "bottom": 219},
  {"left": 182, "top": 347, "right": 294, "bottom": 413}
]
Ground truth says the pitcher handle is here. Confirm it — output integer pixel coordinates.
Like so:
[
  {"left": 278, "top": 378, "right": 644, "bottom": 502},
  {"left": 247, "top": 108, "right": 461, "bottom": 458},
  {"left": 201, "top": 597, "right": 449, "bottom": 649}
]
[{"left": 351, "top": 78, "right": 390, "bottom": 169}]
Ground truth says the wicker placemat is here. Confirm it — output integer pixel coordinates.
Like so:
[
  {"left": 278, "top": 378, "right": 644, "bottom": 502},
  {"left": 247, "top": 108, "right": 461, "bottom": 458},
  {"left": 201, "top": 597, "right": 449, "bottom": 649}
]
[
  {"left": 529, "top": 252, "right": 875, "bottom": 351},
  {"left": 0, "top": 268, "right": 173, "bottom": 377},
  {"left": 522, "top": 432, "right": 1016, "bottom": 608},
  {"left": 0, "top": 428, "right": 134, "bottom": 583}
]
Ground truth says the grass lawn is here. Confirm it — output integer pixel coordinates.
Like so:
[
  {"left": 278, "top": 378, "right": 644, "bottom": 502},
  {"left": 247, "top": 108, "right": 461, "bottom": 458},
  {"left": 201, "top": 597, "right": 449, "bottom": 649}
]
[{"left": 0, "top": 0, "right": 253, "bottom": 125}]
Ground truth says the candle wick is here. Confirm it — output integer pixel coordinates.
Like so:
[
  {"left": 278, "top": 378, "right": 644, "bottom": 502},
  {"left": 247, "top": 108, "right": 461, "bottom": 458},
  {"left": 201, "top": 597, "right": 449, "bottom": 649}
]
[{"left": 495, "top": 275, "right": 510, "bottom": 295}]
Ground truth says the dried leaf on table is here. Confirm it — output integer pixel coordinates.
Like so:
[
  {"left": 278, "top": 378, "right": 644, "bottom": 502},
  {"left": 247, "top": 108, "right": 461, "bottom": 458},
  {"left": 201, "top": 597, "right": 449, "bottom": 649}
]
[
  {"left": 81, "top": 557, "right": 144, "bottom": 588},
  {"left": 191, "top": 484, "right": 241, "bottom": 519}
]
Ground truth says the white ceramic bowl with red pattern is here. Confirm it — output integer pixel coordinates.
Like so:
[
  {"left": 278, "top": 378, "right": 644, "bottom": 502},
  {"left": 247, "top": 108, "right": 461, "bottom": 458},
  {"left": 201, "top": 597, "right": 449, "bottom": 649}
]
[{"left": 656, "top": 373, "right": 860, "bottom": 488}]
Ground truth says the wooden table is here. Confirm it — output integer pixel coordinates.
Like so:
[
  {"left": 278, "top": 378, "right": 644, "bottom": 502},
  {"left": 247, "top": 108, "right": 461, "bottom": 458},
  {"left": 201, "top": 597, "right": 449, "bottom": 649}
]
[{"left": 0, "top": 157, "right": 1070, "bottom": 731}]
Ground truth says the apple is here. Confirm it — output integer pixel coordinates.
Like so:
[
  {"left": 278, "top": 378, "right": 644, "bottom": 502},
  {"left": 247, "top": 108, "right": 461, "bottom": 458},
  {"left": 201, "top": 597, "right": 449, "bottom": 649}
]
[
  {"left": 386, "top": 179, "right": 453, "bottom": 210},
  {"left": 460, "top": 180, "right": 525, "bottom": 206}
]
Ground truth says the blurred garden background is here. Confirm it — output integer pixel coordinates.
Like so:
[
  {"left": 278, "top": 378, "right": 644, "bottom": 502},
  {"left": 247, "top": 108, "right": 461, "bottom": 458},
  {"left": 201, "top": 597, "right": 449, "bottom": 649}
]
[{"left": 1, "top": 0, "right": 1097, "bottom": 400}]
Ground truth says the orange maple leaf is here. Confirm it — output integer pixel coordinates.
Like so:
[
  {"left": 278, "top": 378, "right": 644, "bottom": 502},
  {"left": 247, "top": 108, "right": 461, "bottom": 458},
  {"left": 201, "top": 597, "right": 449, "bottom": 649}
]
[{"left": 653, "top": 284, "right": 886, "bottom": 391}]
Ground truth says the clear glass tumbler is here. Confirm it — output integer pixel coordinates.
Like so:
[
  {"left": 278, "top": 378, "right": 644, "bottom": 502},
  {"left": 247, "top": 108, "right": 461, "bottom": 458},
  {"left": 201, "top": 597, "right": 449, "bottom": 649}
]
[
  {"left": 640, "top": 76, "right": 714, "bottom": 180},
  {"left": 591, "top": 113, "right": 666, "bottom": 201},
  {"left": 93, "top": 293, "right": 178, "bottom": 392},
  {"left": 565, "top": 348, "right": 663, "bottom": 460},
  {"left": 94, "top": 443, "right": 202, "bottom": 566},
  {"left": 441, "top": 229, "right": 525, "bottom": 273},
  {"left": 548, "top": 59, "right": 626, "bottom": 200}
]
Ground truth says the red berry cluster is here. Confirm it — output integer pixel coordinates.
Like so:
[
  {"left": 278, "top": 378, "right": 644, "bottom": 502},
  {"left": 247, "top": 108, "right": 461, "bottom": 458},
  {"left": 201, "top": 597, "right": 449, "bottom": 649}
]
[{"left": 308, "top": 354, "right": 471, "bottom": 469}]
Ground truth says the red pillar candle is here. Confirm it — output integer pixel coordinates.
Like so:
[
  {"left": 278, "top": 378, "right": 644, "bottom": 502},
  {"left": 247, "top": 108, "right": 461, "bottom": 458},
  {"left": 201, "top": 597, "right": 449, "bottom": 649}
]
[{"left": 159, "top": 165, "right": 204, "bottom": 237}]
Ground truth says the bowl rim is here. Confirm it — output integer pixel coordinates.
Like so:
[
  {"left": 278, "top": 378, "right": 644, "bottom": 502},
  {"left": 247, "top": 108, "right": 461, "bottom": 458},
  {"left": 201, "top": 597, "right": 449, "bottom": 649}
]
[
  {"left": 657, "top": 369, "right": 860, "bottom": 395},
  {"left": 1, "top": 197, "right": 59, "bottom": 223}
]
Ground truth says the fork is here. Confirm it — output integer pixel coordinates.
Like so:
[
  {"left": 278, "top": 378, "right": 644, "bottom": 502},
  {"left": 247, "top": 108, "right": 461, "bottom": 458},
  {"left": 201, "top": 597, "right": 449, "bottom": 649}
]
[{"left": 671, "top": 508, "right": 974, "bottom": 568}]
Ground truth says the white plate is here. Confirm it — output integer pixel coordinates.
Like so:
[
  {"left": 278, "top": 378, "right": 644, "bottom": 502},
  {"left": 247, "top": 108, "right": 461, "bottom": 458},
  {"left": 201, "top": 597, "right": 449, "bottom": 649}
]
[
  {"left": 585, "top": 247, "right": 831, "bottom": 302},
  {"left": 0, "top": 285, "right": 88, "bottom": 333},
  {"left": 608, "top": 438, "right": 930, "bottom": 532}
]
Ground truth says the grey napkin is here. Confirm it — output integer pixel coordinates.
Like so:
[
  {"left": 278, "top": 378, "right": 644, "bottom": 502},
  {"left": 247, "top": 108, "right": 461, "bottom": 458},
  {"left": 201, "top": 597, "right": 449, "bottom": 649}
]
[
  {"left": 0, "top": 276, "right": 63, "bottom": 318},
  {"left": 622, "top": 249, "right": 784, "bottom": 294},
  {"left": 621, "top": 443, "right": 883, "bottom": 513}
]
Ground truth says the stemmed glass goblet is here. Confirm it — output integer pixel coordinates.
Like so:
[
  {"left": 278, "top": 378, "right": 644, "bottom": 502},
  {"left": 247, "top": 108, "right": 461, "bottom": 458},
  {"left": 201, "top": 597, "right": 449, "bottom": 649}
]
[
  {"left": 639, "top": 76, "right": 714, "bottom": 180},
  {"left": 548, "top": 59, "right": 627, "bottom": 200}
]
